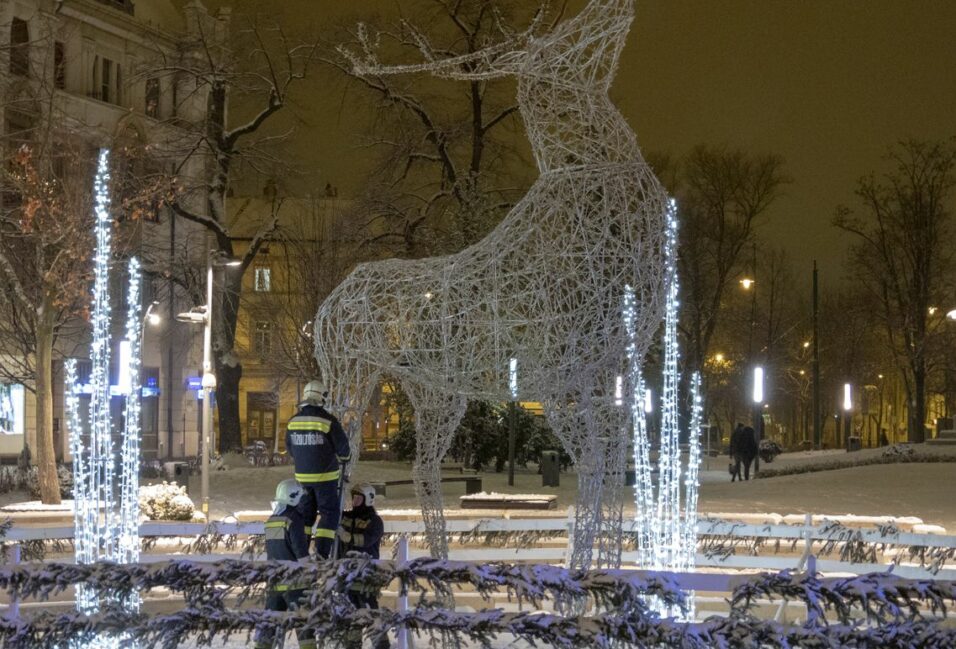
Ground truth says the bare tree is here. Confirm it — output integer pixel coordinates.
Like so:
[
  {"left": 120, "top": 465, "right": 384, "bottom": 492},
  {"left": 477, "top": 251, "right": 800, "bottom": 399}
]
[
  {"left": 327, "top": 0, "right": 561, "bottom": 255},
  {"left": 834, "top": 139, "right": 956, "bottom": 443},
  {"left": 241, "top": 196, "right": 356, "bottom": 388},
  {"left": 651, "top": 146, "right": 788, "bottom": 384},
  {"left": 140, "top": 10, "right": 319, "bottom": 452}
]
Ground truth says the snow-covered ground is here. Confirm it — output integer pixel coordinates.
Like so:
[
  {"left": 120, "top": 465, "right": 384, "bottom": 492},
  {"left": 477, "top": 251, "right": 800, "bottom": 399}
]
[
  {"left": 194, "top": 445, "right": 956, "bottom": 530},
  {"left": 3, "top": 444, "right": 954, "bottom": 530}
]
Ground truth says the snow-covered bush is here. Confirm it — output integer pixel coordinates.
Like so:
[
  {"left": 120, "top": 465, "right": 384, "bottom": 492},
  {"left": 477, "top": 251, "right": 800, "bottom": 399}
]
[
  {"left": 139, "top": 482, "right": 195, "bottom": 521},
  {"left": 882, "top": 443, "right": 916, "bottom": 459},
  {"left": 758, "top": 440, "right": 783, "bottom": 463},
  {"left": 26, "top": 464, "right": 73, "bottom": 499}
]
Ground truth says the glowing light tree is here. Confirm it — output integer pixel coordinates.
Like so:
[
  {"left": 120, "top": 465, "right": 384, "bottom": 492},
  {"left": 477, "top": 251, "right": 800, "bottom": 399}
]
[
  {"left": 627, "top": 200, "right": 704, "bottom": 614},
  {"left": 65, "top": 149, "right": 143, "bottom": 647}
]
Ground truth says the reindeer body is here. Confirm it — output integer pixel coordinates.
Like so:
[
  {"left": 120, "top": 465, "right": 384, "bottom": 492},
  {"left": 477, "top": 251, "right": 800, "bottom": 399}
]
[{"left": 315, "top": 0, "right": 669, "bottom": 566}]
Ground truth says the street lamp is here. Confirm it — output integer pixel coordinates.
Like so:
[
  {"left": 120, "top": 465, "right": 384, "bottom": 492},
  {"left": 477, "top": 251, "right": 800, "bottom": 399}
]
[
  {"left": 843, "top": 383, "right": 853, "bottom": 449},
  {"left": 144, "top": 300, "right": 161, "bottom": 327},
  {"left": 753, "top": 366, "right": 764, "bottom": 472},
  {"left": 176, "top": 251, "right": 241, "bottom": 522}
]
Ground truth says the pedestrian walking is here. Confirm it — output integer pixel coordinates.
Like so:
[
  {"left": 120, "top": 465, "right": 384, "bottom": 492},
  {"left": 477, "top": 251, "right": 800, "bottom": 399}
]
[{"left": 729, "top": 423, "right": 758, "bottom": 481}]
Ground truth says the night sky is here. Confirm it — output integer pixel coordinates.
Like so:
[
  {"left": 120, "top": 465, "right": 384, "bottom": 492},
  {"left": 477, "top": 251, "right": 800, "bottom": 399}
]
[{"left": 220, "top": 1, "right": 956, "bottom": 284}]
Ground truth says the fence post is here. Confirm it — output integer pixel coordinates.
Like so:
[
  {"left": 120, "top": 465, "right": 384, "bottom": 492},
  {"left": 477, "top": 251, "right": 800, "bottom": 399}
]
[
  {"left": 397, "top": 534, "right": 411, "bottom": 649},
  {"left": 564, "top": 507, "right": 575, "bottom": 568},
  {"left": 8, "top": 543, "right": 20, "bottom": 620},
  {"left": 775, "top": 513, "right": 815, "bottom": 623}
]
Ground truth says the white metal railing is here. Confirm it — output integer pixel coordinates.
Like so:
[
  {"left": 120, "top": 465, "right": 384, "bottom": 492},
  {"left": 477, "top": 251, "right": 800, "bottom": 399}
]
[
  {"left": 4, "top": 514, "right": 956, "bottom": 648},
  {"left": 4, "top": 513, "right": 954, "bottom": 578}
]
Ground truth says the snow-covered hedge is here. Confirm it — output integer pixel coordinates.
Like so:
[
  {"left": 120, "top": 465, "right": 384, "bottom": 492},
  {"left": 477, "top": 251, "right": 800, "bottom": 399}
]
[
  {"left": 139, "top": 482, "right": 195, "bottom": 521},
  {"left": 756, "top": 447, "right": 956, "bottom": 479},
  {"left": 1, "top": 557, "right": 956, "bottom": 648}
]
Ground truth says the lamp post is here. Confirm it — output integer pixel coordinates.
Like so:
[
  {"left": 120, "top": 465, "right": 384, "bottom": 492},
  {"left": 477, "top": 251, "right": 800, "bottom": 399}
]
[
  {"left": 177, "top": 251, "right": 240, "bottom": 523},
  {"left": 507, "top": 358, "right": 518, "bottom": 487}
]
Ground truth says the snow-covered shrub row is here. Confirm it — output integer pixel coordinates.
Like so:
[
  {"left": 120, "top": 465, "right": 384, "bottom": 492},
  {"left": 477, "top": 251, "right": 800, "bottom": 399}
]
[
  {"left": 139, "top": 482, "right": 195, "bottom": 521},
  {"left": 2, "top": 558, "right": 956, "bottom": 647},
  {"left": 756, "top": 448, "right": 956, "bottom": 479}
]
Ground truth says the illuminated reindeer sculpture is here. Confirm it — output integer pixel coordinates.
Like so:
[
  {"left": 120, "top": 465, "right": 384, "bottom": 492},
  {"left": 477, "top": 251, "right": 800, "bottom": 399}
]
[{"left": 315, "top": 0, "right": 669, "bottom": 567}]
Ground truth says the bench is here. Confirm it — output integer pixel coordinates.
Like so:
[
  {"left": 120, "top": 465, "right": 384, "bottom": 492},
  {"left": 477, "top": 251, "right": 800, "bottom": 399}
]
[
  {"left": 459, "top": 493, "right": 557, "bottom": 510},
  {"left": 370, "top": 476, "right": 482, "bottom": 498}
]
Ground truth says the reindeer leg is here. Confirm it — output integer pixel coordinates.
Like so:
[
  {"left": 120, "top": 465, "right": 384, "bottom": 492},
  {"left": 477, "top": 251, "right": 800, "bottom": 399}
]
[{"left": 404, "top": 383, "right": 467, "bottom": 559}]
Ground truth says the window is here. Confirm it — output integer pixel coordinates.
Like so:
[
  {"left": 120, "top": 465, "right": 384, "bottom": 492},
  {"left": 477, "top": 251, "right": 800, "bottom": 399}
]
[
  {"left": 254, "top": 321, "right": 273, "bottom": 356},
  {"left": 0, "top": 384, "right": 25, "bottom": 435},
  {"left": 9, "top": 18, "right": 29, "bottom": 76},
  {"left": 254, "top": 267, "right": 272, "bottom": 292},
  {"left": 101, "top": 58, "right": 112, "bottom": 103},
  {"left": 54, "top": 42, "right": 66, "bottom": 89},
  {"left": 145, "top": 78, "right": 160, "bottom": 118},
  {"left": 92, "top": 56, "right": 122, "bottom": 105}
]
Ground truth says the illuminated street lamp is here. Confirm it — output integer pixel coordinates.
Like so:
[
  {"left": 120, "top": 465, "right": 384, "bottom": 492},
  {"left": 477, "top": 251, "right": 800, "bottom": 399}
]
[
  {"left": 740, "top": 278, "right": 755, "bottom": 290},
  {"left": 753, "top": 366, "right": 765, "bottom": 404},
  {"left": 752, "top": 366, "right": 764, "bottom": 472},
  {"left": 841, "top": 383, "right": 853, "bottom": 448}
]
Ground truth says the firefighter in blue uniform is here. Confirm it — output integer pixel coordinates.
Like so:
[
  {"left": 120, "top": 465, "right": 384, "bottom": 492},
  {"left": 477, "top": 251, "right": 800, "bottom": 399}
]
[
  {"left": 286, "top": 380, "right": 351, "bottom": 559},
  {"left": 337, "top": 482, "right": 388, "bottom": 649},
  {"left": 254, "top": 479, "right": 316, "bottom": 649}
]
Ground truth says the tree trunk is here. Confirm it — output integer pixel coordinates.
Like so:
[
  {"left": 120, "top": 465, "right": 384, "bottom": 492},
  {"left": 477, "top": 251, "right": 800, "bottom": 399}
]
[
  {"left": 912, "top": 364, "right": 927, "bottom": 443},
  {"left": 35, "top": 310, "right": 60, "bottom": 504},
  {"left": 214, "top": 260, "right": 243, "bottom": 453},
  {"left": 215, "top": 358, "right": 242, "bottom": 452}
]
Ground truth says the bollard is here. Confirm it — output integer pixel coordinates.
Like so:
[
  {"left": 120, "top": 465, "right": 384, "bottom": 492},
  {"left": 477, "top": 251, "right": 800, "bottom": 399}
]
[
  {"left": 8, "top": 543, "right": 21, "bottom": 620},
  {"left": 396, "top": 534, "right": 412, "bottom": 649}
]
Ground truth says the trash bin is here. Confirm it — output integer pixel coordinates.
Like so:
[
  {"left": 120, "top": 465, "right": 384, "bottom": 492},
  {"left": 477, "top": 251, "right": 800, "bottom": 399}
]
[
  {"left": 624, "top": 469, "right": 636, "bottom": 487},
  {"left": 163, "top": 461, "right": 189, "bottom": 482},
  {"left": 847, "top": 436, "right": 862, "bottom": 452},
  {"left": 541, "top": 450, "right": 560, "bottom": 487}
]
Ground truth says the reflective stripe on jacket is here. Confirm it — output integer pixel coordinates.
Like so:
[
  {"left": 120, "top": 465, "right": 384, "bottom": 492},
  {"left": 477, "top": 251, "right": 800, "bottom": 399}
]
[
  {"left": 286, "top": 404, "right": 350, "bottom": 484},
  {"left": 264, "top": 506, "right": 311, "bottom": 561}
]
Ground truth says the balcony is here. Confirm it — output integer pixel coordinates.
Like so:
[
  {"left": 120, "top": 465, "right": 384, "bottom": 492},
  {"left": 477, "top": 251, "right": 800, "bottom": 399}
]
[{"left": 95, "top": 0, "right": 135, "bottom": 16}]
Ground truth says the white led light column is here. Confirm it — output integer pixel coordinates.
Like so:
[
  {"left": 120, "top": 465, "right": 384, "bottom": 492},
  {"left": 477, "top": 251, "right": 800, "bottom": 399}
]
[
  {"left": 65, "top": 149, "right": 142, "bottom": 648},
  {"left": 119, "top": 257, "right": 143, "bottom": 571},
  {"left": 628, "top": 199, "right": 704, "bottom": 618}
]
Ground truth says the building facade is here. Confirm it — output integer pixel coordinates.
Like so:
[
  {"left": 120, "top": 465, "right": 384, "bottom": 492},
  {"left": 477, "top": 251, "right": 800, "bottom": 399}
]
[{"left": 0, "top": 0, "right": 223, "bottom": 461}]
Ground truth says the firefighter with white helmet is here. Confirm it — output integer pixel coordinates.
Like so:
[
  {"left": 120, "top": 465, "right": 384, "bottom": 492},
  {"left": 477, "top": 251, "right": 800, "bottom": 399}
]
[
  {"left": 338, "top": 482, "right": 388, "bottom": 649},
  {"left": 285, "top": 380, "right": 350, "bottom": 559},
  {"left": 254, "top": 479, "right": 315, "bottom": 649}
]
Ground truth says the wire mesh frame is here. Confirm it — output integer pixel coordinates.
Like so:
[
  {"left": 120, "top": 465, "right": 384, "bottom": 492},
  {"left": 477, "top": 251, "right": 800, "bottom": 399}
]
[{"left": 315, "top": 0, "right": 668, "bottom": 568}]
